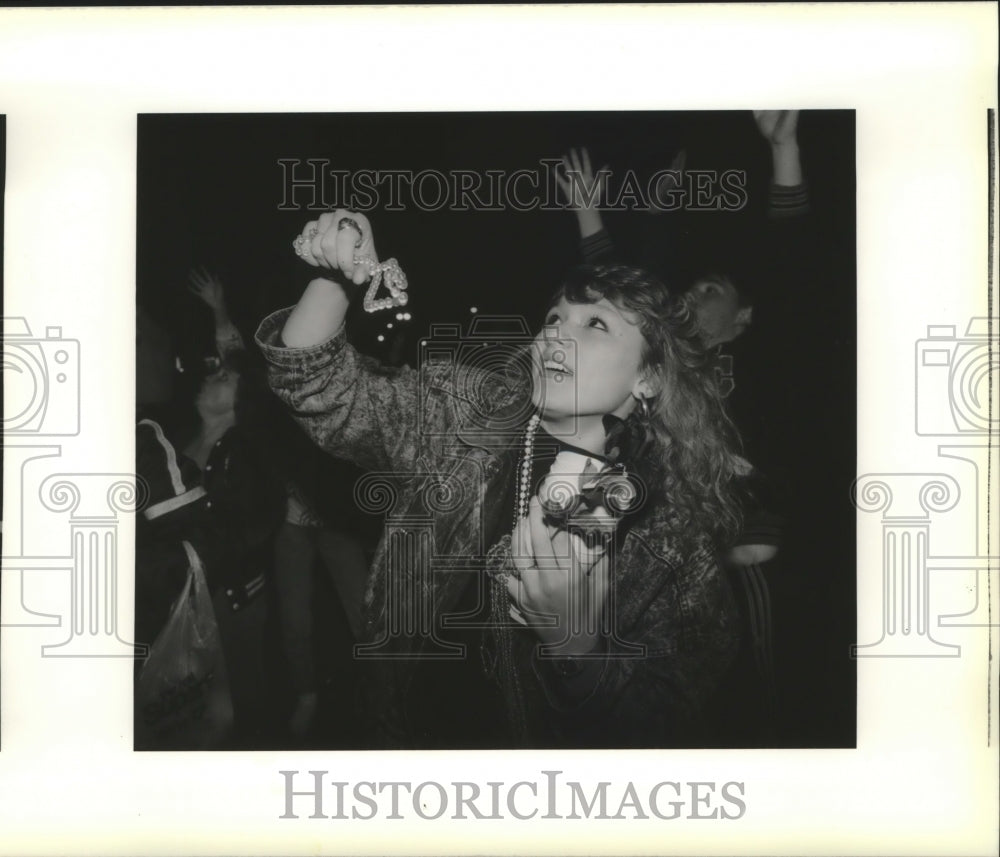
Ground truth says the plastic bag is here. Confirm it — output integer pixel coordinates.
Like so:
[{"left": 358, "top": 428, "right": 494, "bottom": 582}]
[{"left": 135, "top": 541, "right": 234, "bottom": 750}]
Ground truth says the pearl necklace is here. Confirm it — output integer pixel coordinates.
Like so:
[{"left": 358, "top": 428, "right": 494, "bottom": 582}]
[{"left": 513, "top": 412, "right": 541, "bottom": 529}]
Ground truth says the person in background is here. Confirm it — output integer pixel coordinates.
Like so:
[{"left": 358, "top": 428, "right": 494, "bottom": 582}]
[
  {"left": 555, "top": 112, "right": 815, "bottom": 742},
  {"left": 187, "top": 267, "right": 373, "bottom": 744},
  {"left": 273, "top": 425, "right": 372, "bottom": 742},
  {"left": 136, "top": 269, "right": 286, "bottom": 748},
  {"left": 556, "top": 111, "right": 808, "bottom": 567}
]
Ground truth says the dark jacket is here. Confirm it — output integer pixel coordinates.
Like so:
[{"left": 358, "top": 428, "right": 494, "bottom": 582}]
[
  {"left": 136, "top": 419, "right": 285, "bottom": 645},
  {"left": 255, "top": 308, "right": 740, "bottom": 748}
]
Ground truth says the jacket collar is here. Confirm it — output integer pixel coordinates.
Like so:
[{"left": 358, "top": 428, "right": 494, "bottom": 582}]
[{"left": 450, "top": 373, "right": 536, "bottom": 457}]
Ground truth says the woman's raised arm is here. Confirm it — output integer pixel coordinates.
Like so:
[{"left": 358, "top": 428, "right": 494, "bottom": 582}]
[
  {"left": 282, "top": 209, "right": 378, "bottom": 347},
  {"left": 257, "top": 209, "right": 429, "bottom": 475}
]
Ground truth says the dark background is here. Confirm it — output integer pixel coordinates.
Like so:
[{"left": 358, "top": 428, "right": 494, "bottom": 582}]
[
  {"left": 137, "top": 111, "right": 857, "bottom": 748},
  {"left": 137, "top": 111, "right": 854, "bottom": 356}
]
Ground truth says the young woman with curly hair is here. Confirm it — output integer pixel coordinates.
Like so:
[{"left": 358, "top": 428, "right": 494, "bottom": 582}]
[{"left": 255, "top": 209, "right": 744, "bottom": 749}]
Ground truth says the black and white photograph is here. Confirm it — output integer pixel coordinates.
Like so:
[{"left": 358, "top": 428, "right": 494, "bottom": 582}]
[
  {"left": 135, "top": 110, "right": 857, "bottom": 751},
  {"left": 1, "top": 5, "right": 996, "bottom": 855}
]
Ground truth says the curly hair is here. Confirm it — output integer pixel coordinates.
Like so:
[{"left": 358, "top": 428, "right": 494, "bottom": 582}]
[{"left": 549, "top": 265, "right": 744, "bottom": 548}]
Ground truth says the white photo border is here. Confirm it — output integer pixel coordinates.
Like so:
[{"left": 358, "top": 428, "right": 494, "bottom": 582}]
[{"left": 1, "top": 4, "right": 997, "bottom": 856}]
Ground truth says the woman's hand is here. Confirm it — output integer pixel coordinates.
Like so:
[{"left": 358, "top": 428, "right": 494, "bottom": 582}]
[
  {"left": 556, "top": 148, "right": 608, "bottom": 239},
  {"left": 282, "top": 209, "right": 379, "bottom": 347},
  {"left": 188, "top": 267, "right": 243, "bottom": 353},
  {"left": 188, "top": 267, "right": 228, "bottom": 315},
  {"left": 508, "top": 497, "right": 610, "bottom": 655},
  {"left": 753, "top": 110, "right": 799, "bottom": 147},
  {"left": 556, "top": 148, "right": 608, "bottom": 212},
  {"left": 293, "top": 208, "right": 379, "bottom": 286}
]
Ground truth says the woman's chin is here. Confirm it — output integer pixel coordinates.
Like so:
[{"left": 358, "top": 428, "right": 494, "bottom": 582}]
[
  {"left": 531, "top": 378, "right": 577, "bottom": 416},
  {"left": 529, "top": 382, "right": 550, "bottom": 413},
  {"left": 533, "top": 397, "right": 570, "bottom": 423}
]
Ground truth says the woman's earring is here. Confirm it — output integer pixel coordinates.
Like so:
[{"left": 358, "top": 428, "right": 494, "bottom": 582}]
[{"left": 638, "top": 394, "right": 651, "bottom": 422}]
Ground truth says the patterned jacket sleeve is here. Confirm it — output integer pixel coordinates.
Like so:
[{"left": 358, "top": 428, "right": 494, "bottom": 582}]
[{"left": 255, "top": 306, "right": 424, "bottom": 474}]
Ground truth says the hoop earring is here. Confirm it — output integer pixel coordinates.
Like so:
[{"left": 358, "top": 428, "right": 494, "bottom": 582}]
[{"left": 637, "top": 394, "right": 651, "bottom": 422}]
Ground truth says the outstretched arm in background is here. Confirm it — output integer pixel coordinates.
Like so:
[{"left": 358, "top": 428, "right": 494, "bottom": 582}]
[
  {"left": 753, "top": 110, "right": 808, "bottom": 218},
  {"left": 188, "top": 267, "right": 245, "bottom": 357},
  {"left": 556, "top": 147, "right": 616, "bottom": 263}
]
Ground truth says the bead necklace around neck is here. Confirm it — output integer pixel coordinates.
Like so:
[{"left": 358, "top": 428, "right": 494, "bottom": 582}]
[{"left": 513, "top": 412, "right": 541, "bottom": 530}]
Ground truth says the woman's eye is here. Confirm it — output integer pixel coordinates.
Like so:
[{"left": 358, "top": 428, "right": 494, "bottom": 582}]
[
  {"left": 588, "top": 316, "right": 608, "bottom": 331},
  {"left": 544, "top": 313, "right": 560, "bottom": 325}
]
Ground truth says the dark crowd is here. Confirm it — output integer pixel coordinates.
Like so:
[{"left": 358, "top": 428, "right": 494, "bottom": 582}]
[{"left": 135, "top": 110, "right": 856, "bottom": 750}]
